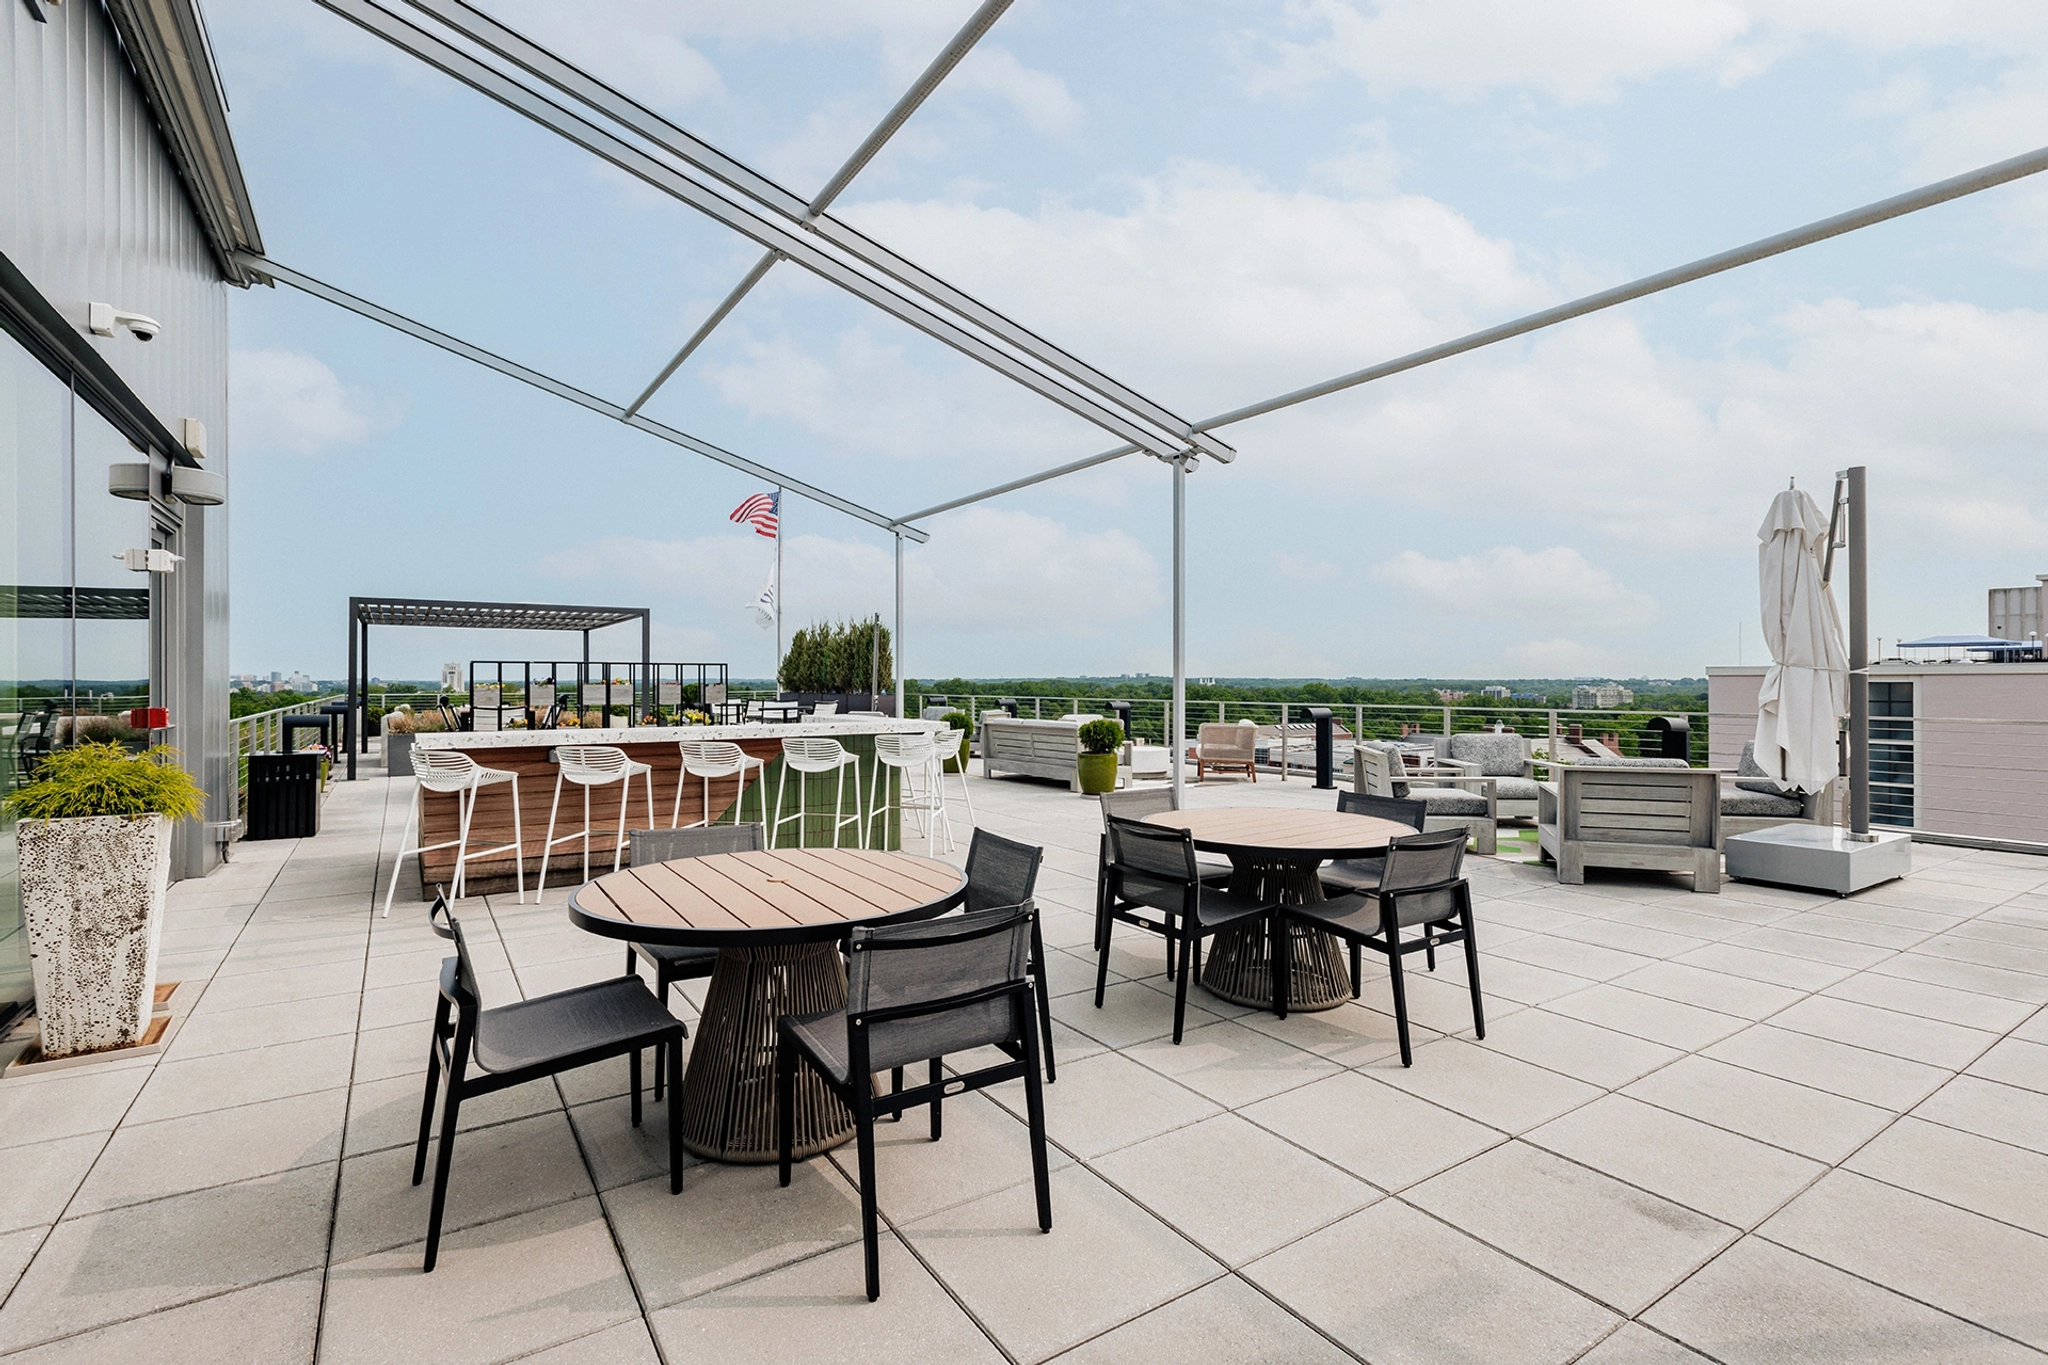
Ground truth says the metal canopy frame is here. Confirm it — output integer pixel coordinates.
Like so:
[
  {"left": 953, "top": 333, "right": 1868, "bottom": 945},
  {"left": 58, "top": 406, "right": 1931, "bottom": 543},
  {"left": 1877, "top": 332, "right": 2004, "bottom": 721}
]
[
  {"left": 274, "top": 0, "right": 2048, "bottom": 804},
  {"left": 343, "top": 594, "right": 652, "bottom": 780}
]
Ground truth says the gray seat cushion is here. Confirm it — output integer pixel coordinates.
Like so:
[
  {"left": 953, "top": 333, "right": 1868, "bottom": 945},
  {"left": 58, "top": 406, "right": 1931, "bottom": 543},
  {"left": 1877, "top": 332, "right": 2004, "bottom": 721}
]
[
  {"left": 1414, "top": 786, "right": 1488, "bottom": 816},
  {"left": 1735, "top": 741, "right": 1792, "bottom": 795},
  {"left": 1721, "top": 789, "right": 1805, "bottom": 817},
  {"left": 1448, "top": 733, "right": 1527, "bottom": 778},
  {"left": 1491, "top": 777, "right": 1541, "bottom": 802}
]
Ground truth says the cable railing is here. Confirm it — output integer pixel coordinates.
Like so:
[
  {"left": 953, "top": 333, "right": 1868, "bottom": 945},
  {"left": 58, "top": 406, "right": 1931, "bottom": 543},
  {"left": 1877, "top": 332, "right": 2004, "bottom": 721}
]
[{"left": 902, "top": 694, "right": 1711, "bottom": 770}]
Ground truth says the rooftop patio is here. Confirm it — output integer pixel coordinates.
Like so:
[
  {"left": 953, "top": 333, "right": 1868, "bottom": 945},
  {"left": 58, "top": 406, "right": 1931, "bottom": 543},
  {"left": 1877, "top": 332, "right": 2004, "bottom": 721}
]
[{"left": 0, "top": 758, "right": 2043, "bottom": 1364}]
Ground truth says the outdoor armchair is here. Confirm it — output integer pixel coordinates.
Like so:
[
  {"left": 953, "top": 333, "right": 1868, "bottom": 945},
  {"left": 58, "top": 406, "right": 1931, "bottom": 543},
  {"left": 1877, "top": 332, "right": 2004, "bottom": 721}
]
[
  {"left": 414, "top": 894, "right": 683, "bottom": 1272},
  {"left": 962, "top": 829, "right": 1055, "bottom": 1081},
  {"left": 777, "top": 904, "right": 1053, "bottom": 1301},
  {"left": 1094, "top": 789, "right": 1230, "bottom": 979},
  {"left": 1276, "top": 827, "right": 1482, "bottom": 1066},
  {"left": 1194, "top": 721, "right": 1258, "bottom": 781},
  {"left": 1433, "top": 732, "right": 1542, "bottom": 820},
  {"left": 1537, "top": 764, "right": 1722, "bottom": 892},
  {"left": 1097, "top": 816, "right": 1278, "bottom": 1042},
  {"left": 1720, "top": 741, "right": 1833, "bottom": 843},
  {"left": 1354, "top": 742, "right": 1499, "bottom": 855}
]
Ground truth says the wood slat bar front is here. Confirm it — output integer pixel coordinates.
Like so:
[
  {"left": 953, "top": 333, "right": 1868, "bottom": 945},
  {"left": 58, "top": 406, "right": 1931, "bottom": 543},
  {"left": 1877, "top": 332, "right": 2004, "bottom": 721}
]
[{"left": 568, "top": 849, "right": 967, "bottom": 1163}]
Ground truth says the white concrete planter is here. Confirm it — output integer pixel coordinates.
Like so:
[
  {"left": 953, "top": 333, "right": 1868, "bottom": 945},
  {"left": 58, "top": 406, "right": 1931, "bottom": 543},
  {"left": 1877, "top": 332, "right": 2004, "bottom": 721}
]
[{"left": 17, "top": 814, "right": 172, "bottom": 1058}]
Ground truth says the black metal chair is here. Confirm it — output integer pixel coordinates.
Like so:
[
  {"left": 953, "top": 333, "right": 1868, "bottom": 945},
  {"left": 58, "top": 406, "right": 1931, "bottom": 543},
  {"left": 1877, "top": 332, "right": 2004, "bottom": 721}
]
[
  {"left": 1320, "top": 789, "right": 1428, "bottom": 896},
  {"left": 624, "top": 822, "right": 764, "bottom": 1098},
  {"left": 1274, "top": 828, "right": 1483, "bottom": 1066},
  {"left": 1093, "top": 789, "right": 1229, "bottom": 980},
  {"left": 961, "top": 829, "right": 1055, "bottom": 1080},
  {"left": 1096, "top": 816, "right": 1277, "bottom": 1042},
  {"left": 414, "top": 894, "right": 684, "bottom": 1272},
  {"left": 777, "top": 904, "right": 1052, "bottom": 1301}
]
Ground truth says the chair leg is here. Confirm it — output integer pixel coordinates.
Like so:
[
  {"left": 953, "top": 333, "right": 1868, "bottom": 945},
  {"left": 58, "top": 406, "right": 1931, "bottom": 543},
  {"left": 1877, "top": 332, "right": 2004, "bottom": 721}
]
[
  {"left": 629, "top": 1046, "right": 642, "bottom": 1127},
  {"left": 1461, "top": 899, "right": 1486, "bottom": 1040},
  {"left": 1093, "top": 911, "right": 1114, "bottom": 1008},
  {"left": 1350, "top": 941, "right": 1363, "bottom": 999},
  {"left": 1426, "top": 933, "right": 1437, "bottom": 972},
  {"left": 1030, "top": 915, "right": 1057, "bottom": 1083},
  {"left": 1386, "top": 932, "right": 1414, "bottom": 1067},
  {"left": 1019, "top": 1003, "right": 1053, "bottom": 1234},
  {"left": 856, "top": 1091, "right": 882, "bottom": 1302},
  {"left": 1172, "top": 925, "right": 1194, "bottom": 1044},
  {"left": 889, "top": 1066, "right": 905, "bottom": 1123},
  {"left": 509, "top": 777, "right": 526, "bottom": 905},
  {"left": 772, "top": 761, "right": 790, "bottom": 850},
  {"left": 929, "top": 1057, "right": 944, "bottom": 1141},
  {"left": 652, "top": 966, "right": 670, "bottom": 1102},
  {"left": 451, "top": 785, "right": 476, "bottom": 902},
  {"left": 776, "top": 1034, "right": 797, "bottom": 1187},
  {"left": 382, "top": 783, "right": 421, "bottom": 917},
  {"left": 422, "top": 1061, "right": 465, "bottom": 1273},
  {"left": 538, "top": 773, "right": 564, "bottom": 895},
  {"left": 411, "top": 998, "right": 449, "bottom": 1186},
  {"left": 667, "top": 1029, "right": 684, "bottom": 1194}
]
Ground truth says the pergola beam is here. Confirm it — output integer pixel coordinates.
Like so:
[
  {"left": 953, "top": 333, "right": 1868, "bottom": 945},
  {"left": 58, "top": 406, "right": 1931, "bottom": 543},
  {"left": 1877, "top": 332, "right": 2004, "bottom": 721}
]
[
  {"left": 386, "top": 0, "right": 1232, "bottom": 465},
  {"left": 622, "top": 0, "right": 1013, "bottom": 417},
  {"left": 241, "top": 253, "right": 926, "bottom": 541},
  {"left": 893, "top": 139, "right": 2048, "bottom": 526}
]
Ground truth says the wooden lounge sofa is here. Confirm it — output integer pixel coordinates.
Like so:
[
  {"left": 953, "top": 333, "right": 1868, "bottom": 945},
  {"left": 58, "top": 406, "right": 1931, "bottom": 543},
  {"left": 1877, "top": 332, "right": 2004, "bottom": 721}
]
[
  {"left": 981, "top": 716, "right": 1084, "bottom": 791},
  {"left": 1193, "top": 722, "right": 1257, "bottom": 781},
  {"left": 1537, "top": 764, "right": 1722, "bottom": 892}
]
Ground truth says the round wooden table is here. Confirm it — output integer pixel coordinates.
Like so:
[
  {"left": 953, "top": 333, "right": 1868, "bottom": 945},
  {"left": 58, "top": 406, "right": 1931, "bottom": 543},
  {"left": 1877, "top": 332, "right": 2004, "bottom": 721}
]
[
  {"left": 1143, "top": 808, "right": 1413, "bottom": 1012},
  {"left": 567, "top": 848, "right": 966, "bottom": 1164}
]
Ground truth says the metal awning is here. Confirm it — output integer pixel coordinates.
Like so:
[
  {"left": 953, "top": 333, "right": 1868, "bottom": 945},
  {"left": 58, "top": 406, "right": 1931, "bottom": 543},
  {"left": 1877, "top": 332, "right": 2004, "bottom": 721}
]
[{"left": 351, "top": 597, "right": 647, "bottom": 633}]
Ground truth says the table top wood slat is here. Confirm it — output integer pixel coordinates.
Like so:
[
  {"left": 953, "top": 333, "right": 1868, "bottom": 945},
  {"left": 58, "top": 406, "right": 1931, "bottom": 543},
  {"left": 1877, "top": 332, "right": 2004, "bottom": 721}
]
[
  {"left": 1142, "top": 807, "right": 1415, "bottom": 859},
  {"left": 571, "top": 849, "right": 966, "bottom": 946},
  {"left": 775, "top": 848, "right": 940, "bottom": 907}
]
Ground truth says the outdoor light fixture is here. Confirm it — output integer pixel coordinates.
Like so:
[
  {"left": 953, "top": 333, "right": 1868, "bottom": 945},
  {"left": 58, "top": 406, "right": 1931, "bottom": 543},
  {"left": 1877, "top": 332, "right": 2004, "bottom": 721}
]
[
  {"left": 172, "top": 466, "right": 225, "bottom": 505},
  {"left": 107, "top": 462, "right": 153, "bottom": 500},
  {"left": 87, "top": 302, "right": 162, "bottom": 342},
  {"left": 115, "top": 547, "right": 181, "bottom": 573}
]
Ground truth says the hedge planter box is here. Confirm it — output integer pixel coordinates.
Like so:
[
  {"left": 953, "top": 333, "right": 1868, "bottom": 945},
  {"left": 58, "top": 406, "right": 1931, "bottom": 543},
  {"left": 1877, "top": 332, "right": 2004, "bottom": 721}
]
[
  {"left": 1076, "top": 751, "right": 1119, "bottom": 795},
  {"left": 17, "top": 814, "right": 172, "bottom": 1058}
]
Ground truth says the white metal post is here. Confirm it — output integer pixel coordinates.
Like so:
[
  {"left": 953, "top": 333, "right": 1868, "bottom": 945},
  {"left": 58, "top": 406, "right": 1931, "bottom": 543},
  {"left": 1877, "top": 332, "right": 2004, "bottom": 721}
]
[
  {"left": 1171, "top": 454, "right": 1187, "bottom": 804},
  {"left": 774, "top": 486, "right": 784, "bottom": 693},
  {"left": 894, "top": 532, "right": 905, "bottom": 719}
]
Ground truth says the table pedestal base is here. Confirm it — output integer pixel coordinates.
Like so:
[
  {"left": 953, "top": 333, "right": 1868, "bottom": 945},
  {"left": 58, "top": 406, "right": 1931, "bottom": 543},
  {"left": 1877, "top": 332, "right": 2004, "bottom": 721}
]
[
  {"left": 678, "top": 942, "right": 854, "bottom": 1163},
  {"left": 1200, "top": 854, "right": 1350, "bottom": 1011}
]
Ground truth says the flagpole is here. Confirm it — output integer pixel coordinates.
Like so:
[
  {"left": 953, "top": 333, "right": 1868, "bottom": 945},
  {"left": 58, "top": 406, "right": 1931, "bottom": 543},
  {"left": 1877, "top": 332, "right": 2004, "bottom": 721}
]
[{"left": 774, "top": 486, "right": 784, "bottom": 694}]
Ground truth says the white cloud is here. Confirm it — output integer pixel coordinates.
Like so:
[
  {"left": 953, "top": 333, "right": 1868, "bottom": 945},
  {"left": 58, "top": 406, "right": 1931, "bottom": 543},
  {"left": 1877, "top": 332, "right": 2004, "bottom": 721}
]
[
  {"left": 229, "top": 349, "right": 383, "bottom": 457},
  {"left": 951, "top": 47, "right": 1084, "bottom": 136},
  {"left": 1501, "top": 638, "right": 1630, "bottom": 674},
  {"left": 536, "top": 508, "right": 1163, "bottom": 641},
  {"left": 1242, "top": 0, "right": 2048, "bottom": 106},
  {"left": 1370, "top": 546, "right": 1658, "bottom": 631}
]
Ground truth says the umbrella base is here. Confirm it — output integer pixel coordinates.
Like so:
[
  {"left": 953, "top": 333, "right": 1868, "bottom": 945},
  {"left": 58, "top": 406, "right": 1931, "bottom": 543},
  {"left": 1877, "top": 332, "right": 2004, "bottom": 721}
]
[{"left": 1725, "top": 824, "right": 1911, "bottom": 896}]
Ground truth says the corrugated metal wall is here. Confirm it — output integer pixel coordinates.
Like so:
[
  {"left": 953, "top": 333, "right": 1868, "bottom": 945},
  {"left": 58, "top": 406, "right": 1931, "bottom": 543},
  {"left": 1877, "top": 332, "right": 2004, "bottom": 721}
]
[{"left": 3, "top": 0, "right": 234, "bottom": 877}]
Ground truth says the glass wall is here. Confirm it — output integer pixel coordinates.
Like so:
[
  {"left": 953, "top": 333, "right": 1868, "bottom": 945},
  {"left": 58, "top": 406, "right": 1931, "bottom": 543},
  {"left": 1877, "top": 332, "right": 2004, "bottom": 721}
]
[
  {"left": 1869, "top": 681, "right": 1915, "bottom": 828},
  {"left": 0, "top": 331, "right": 154, "bottom": 1031}
]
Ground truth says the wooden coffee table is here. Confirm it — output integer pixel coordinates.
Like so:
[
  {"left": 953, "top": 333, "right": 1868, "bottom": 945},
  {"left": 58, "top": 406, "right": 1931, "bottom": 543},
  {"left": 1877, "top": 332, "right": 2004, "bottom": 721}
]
[
  {"left": 568, "top": 848, "right": 966, "bottom": 1163},
  {"left": 1143, "top": 807, "right": 1413, "bottom": 1012}
]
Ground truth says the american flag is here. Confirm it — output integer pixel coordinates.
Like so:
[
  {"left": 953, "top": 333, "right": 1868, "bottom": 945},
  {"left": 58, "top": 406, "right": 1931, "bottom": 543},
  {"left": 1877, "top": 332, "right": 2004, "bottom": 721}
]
[{"left": 729, "top": 491, "right": 779, "bottom": 539}]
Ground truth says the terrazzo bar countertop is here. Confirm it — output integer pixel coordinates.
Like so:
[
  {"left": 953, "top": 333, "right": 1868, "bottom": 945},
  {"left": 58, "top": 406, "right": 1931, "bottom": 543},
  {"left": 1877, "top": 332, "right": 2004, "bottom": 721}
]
[{"left": 412, "top": 717, "right": 947, "bottom": 751}]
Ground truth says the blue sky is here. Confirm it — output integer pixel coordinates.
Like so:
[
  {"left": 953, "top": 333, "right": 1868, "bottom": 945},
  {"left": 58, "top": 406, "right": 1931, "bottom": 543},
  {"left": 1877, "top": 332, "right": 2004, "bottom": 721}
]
[{"left": 211, "top": 0, "right": 2048, "bottom": 682}]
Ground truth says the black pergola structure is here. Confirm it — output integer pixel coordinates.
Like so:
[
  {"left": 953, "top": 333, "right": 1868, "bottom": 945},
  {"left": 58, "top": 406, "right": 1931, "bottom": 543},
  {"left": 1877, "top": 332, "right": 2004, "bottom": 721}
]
[{"left": 345, "top": 595, "right": 650, "bottom": 781}]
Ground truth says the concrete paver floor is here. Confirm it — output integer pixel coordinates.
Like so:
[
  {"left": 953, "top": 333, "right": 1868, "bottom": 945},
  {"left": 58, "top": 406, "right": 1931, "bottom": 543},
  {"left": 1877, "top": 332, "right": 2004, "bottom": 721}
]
[{"left": 1, "top": 753, "right": 2044, "bottom": 1364}]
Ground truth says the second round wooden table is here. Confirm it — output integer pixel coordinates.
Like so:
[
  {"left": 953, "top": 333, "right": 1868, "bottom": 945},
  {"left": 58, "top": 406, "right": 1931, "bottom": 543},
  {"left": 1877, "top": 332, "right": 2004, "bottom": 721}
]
[
  {"left": 567, "top": 847, "right": 966, "bottom": 1163},
  {"left": 1143, "top": 807, "right": 1414, "bottom": 1012}
]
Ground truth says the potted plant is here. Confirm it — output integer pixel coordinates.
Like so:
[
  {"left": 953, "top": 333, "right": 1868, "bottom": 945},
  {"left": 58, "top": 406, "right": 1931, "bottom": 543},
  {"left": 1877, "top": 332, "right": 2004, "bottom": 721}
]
[
  {"left": 1077, "top": 719, "right": 1123, "bottom": 795},
  {"left": 382, "top": 708, "right": 418, "bottom": 776},
  {"left": 4, "top": 742, "right": 204, "bottom": 1058},
  {"left": 940, "top": 711, "right": 971, "bottom": 772}
]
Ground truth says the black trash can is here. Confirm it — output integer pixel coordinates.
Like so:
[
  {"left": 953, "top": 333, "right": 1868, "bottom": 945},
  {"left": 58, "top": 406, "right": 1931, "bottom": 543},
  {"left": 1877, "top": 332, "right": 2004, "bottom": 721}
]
[
  {"left": 246, "top": 753, "right": 322, "bottom": 840},
  {"left": 1108, "top": 700, "right": 1133, "bottom": 739},
  {"left": 1646, "top": 716, "right": 1692, "bottom": 761}
]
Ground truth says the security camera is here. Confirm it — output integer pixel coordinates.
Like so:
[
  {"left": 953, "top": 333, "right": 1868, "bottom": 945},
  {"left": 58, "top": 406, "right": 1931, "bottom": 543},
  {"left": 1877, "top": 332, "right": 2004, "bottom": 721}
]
[{"left": 87, "top": 302, "right": 162, "bottom": 342}]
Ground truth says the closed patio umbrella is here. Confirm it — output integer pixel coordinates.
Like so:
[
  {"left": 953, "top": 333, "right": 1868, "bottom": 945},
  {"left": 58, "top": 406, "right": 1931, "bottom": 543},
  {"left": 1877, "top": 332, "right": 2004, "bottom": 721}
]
[{"left": 1753, "top": 487, "right": 1848, "bottom": 794}]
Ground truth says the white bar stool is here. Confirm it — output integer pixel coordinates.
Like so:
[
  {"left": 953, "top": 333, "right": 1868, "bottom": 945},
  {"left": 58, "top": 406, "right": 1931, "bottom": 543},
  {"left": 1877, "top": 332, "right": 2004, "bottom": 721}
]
[
  {"left": 539, "top": 745, "right": 656, "bottom": 890},
  {"left": 940, "top": 727, "right": 977, "bottom": 828},
  {"left": 384, "top": 748, "right": 524, "bottom": 916},
  {"left": 672, "top": 739, "right": 767, "bottom": 829},
  {"left": 771, "top": 737, "right": 864, "bottom": 849},
  {"left": 866, "top": 731, "right": 952, "bottom": 854}
]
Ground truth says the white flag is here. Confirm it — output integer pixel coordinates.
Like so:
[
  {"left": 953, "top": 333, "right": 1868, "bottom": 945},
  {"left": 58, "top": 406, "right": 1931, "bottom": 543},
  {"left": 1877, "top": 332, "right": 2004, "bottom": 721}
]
[{"left": 748, "top": 562, "right": 777, "bottom": 630}]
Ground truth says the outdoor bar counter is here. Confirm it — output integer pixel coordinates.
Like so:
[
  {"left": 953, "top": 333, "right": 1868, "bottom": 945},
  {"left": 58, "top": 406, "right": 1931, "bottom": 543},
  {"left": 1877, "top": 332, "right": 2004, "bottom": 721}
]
[{"left": 405, "top": 718, "right": 947, "bottom": 896}]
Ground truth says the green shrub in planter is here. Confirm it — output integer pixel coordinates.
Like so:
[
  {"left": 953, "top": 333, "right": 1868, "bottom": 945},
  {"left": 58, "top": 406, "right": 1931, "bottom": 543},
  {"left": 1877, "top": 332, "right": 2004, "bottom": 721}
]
[
  {"left": 1076, "top": 719, "right": 1123, "bottom": 795},
  {"left": 941, "top": 710, "right": 971, "bottom": 772}
]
